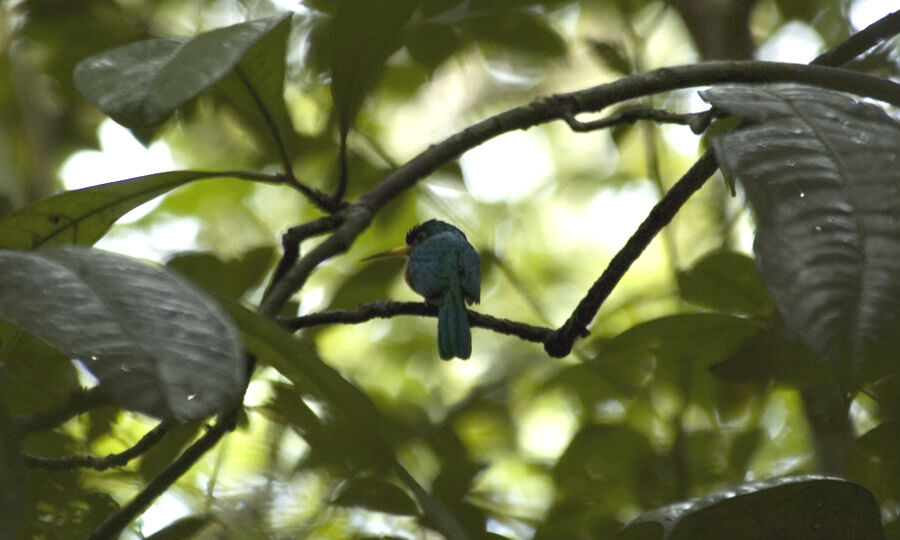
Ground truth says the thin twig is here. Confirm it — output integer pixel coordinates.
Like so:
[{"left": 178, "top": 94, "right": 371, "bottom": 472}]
[
  {"left": 87, "top": 410, "right": 237, "bottom": 540},
  {"left": 563, "top": 107, "right": 717, "bottom": 134},
  {"left": 264, "top": 215, "right": 344, "bottom": 302},
  {"left": 24, "top": 421, "right": 171, "bottom": 471},
  {"left": 15, "top": 387, "right": 112, "bottom": 434}
]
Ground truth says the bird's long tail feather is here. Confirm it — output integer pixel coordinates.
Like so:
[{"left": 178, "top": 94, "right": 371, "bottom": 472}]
[{"left": 438, "top": 286, "right": 471, "bottom": 360}]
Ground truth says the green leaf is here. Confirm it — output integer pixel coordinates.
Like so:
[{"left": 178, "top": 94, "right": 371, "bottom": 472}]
[
  {"left": 704, "top": 84, "right": 900, "bottom": 385},
  {"left": 847, "top": 422, "right": 900, "bottom": 503},
  {"left": 208, "top": 15, "right": 297, "bottom": 161},
  {"left": 554, "top": 424, "right": 654, "bottom": 509},
  {"left": 332, "top": 478, "right": 419, "bottom": 516},
  {"left": 618, "top": 475, "right": 884, "bottom": 539},
  {"left": 0, "top": 326, "right": 79, "bottom": 414},
  {"left": 677, "top": 250, "right": 772, "bottom": 315},
  {"left": 74, "top": 15, "right": 292, "bottom": 138},
  {"left": 0, "top": 407, "right": 24, "bottom": 540},
  {"left": 594, "top": 313, "right": 761, "bottom": 370},
  {"left": 0, "top": 247, "right": 246, "bottom": 421},
  {"left": 0, "top": 170, "right": 222, "bottom": 249},
  {"left": 710, "top": 323, "right": 824, "bottom": 386},
  {"left": 166, "top": 246, "right": 275, "bottom": 299},
  {"left": 463, "top": 8, "right": 566, "bottom": 58},
  {"left": 215, "top": 297, "right": 388, "bottom": 442},
  {"left": 331, "top": 0, "right": 419, "bottom": 138}
]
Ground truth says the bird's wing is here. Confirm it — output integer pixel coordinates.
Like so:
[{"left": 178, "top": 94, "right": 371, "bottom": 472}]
[
  {"left": 408, "top": 237, "right": 450, "bottom": 301},
  {"left": 459, "top": 242, "right": 481, "bottom": 304}
]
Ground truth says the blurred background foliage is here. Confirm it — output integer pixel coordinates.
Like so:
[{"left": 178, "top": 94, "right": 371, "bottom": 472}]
[{"left": 1, "top": 0, "right": 899, "bottom": 538}]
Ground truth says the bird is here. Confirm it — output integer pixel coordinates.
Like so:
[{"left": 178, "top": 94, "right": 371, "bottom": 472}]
[{"left": 365, "top": 220, "right": 481, "bottom": 360}]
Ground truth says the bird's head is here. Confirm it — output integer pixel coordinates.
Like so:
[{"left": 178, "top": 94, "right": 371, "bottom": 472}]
[
  {"left": 405, "top": 219, "right": 466, "bottom": 247},
  {"left": 362, "top": 219, "right": 466, "bottom": 261}
]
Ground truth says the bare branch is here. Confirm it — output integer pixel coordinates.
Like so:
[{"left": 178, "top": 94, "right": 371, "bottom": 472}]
[
  {"left": 15, "top": 387, "right": 112, "bottom": 434},
  {"left": 87, "top": 410, "right": 236, "bottom": 540}
]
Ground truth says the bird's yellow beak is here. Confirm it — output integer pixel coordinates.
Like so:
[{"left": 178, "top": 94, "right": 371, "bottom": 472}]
[{"left": 360, "top": 245, "right": 411, "bottom": 261}]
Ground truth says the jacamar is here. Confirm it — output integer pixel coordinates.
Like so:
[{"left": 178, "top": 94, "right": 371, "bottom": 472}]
[{"left": 366, "top": 220, "right": 481, "bottom": 360}]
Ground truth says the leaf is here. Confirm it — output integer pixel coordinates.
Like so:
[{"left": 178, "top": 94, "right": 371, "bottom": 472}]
[
  {"left": 678, "top": 250, "right": 772, "bottom": 315},
  {"left": 846, "top": 422, "right": 900, "bottom": 503},
  {"left": 215, "top": 297, "right": 389, "bottom": 446},
  {"left": 332, "top": 478, "right": 419, "bottom": 516},
  {"left": 710, "top": 322, "right": 824, "bottom": 386},
  {"left": 0, "top": 408, "right": 24, "bottom": 540},
  {"left": 145, "top": 515, "right": 212, "bottom": 540},
  {"left": 0, "top": 247, "right": 246, "bottom": 421},
  {"left": 594, "top": 313, "right": 761, "bottom": 371},
  {"left": 208, "top": 15, "right": 297, "bottom": 161},
  {"left": 586, "top": 39, "right": 632, "bottom": 75},
  {"left": 166, "top": 247, "right": 275, "bottom": 299},
  {"left": 618, "top": 475, "right": 884, "bottom": 539},
  {"left": 74, "top": 15, "right": 292, "bottom": 139},
  {"left": 331, "top": 0, "right": 419, "bottom": 139},
  {"left": 703, "top": 84, "right": 900, "bottom": 385},
  {"left": 0, "top": 170, "right": 222, "bottom": 249}
]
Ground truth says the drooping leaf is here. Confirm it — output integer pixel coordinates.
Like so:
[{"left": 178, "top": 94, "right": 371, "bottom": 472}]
[
  {"left": 332, "top": 478, "right": 419, "bottom": 516},
  {"left": 330, "top": 0, "right": 419, "bottom": 139},
  {"left": 216, "top": 296, "right": 389, "bottom": 446},
  {"left": 207, "top": 15, "right": 297, "bottom": 162},
  {"left": 0, "top": 407, "right": 24, "bottom": 540},
  {"left": 704, "top": 84, "right": 900, "bottom": 385},
  {"left": 587, "top": 39, "right": 632, "bottom": 75},
  {"left": 0, "top": 170, "right": 223, "bottom": 249},
  {"left": 144, "top": 515, "right": 212, "bottom": 540},
  {"left": 0, "top": 247, "right": 246, "bottom": 421},
  {"left": 677, "top": 250, "right": 772, "bottom": 315},
  {"left": 617, "top": 475, "right": 884, "bottom": 539},
  {"left": 74, "top": 15, "right": 292, "bottom": 140}
]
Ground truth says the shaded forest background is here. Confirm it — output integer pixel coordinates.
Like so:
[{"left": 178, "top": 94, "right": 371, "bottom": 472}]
[{"left": 2, "top": 0, "right": 900, "bottom": 539}]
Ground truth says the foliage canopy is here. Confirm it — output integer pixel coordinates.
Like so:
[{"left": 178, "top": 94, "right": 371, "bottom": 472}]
[{"left": 2, "top": 1, "right": 900, "bottom": 538}]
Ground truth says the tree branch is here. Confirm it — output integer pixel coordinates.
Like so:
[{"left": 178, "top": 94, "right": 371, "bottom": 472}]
[
  {"left": 261, "top": 60, "right": 900, "bottom": 317},
  {"left": 281, "top": 300, "right": 553, "bottom": 343},
  {"left": 24, "top": 421, "right": 170, "bottom": 471},
  {"left": 545, "top": 151, "right": 719, "bottom": 356}
]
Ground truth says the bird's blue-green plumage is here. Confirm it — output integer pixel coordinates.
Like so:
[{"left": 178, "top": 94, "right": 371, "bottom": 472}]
[{"left": 404, "top": 220, "right": 480, "bottom": 360}]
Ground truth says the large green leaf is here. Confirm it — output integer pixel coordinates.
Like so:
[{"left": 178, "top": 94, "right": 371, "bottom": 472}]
[
  {"left": 0, "top": 170, "right": 221, "bottom": 249},
  {"left": 0, "top": 247, "right": 246, "bottom": 421},
  {"left": 617, "top": 476, "right": 884, "bottom": 539},
  {"left": 677, "top": 250, "right": 772, "bottom": 316},
  {"left": 74, "top": 15, "right": 292, "bottom": 140},
  {"left": 705, "top": 84, "right": 900, "bottom": 386},
  {"left": 331, "top": 0, "right": 419, "bottom": 139}
]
